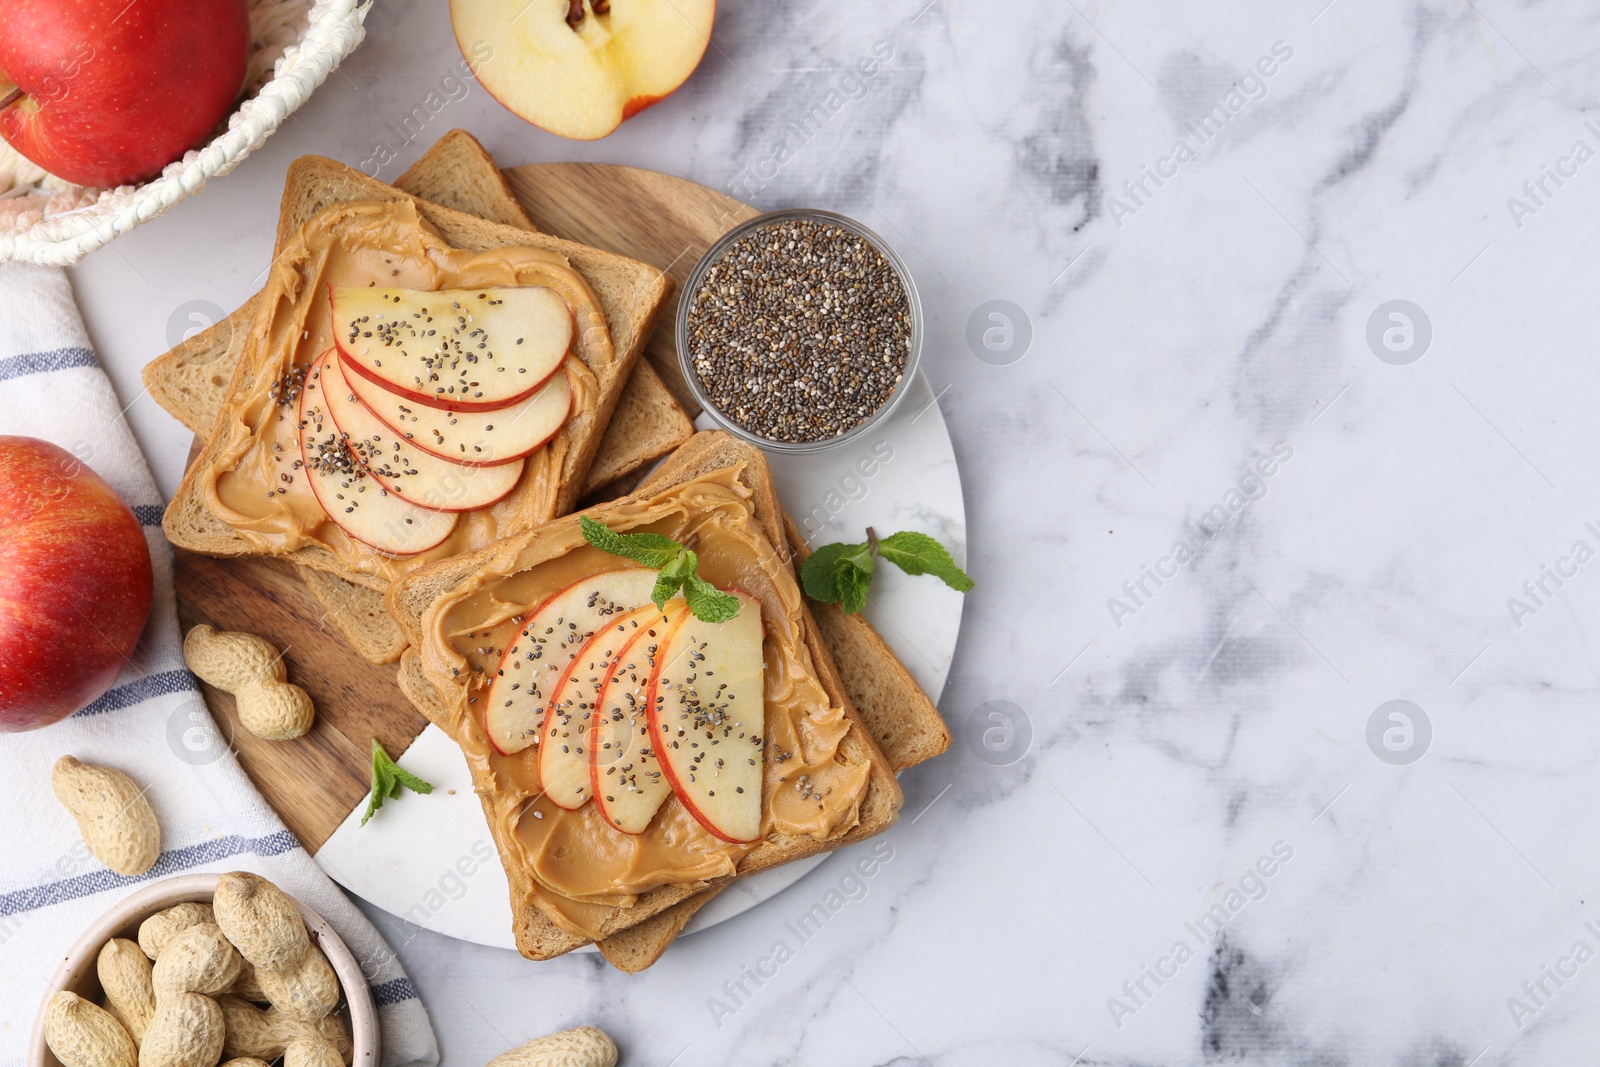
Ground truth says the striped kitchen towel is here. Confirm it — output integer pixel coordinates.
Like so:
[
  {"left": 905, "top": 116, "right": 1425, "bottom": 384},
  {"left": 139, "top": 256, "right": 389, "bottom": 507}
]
[{"left": 0, "top": 261, "right": 440, "bottom": 1066}]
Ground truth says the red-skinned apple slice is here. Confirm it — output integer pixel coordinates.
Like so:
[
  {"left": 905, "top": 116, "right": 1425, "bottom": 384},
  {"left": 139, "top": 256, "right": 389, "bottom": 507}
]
[
  {"left": 538, "top": 603, "right": 671, "bottom": 809},
  {"left": 484, "top": 567, "right": 660, "bottom": 756},
  {"left": 592, "top": 604, "right": 688, "bottom": 833},
  {"left": 341, "top": 354, "right": 572, "bottom": 466},
  {"left": 451, "top": 0, "right": 717, "bottom": 141},
  {"left": 319, "top": 352, "right": 523, "bottom": 512},
  {"left": 295, "top": 357, "right": 458, "bottom": 557},
  {"left": 332, "top": 285, "right": 571, "bottom": 411},
  {"left": 645, "top": 590, "right": 765, "bottom": 843}
]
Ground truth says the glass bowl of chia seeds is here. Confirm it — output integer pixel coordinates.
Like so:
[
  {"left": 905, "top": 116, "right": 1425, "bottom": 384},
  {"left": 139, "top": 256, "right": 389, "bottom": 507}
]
[{"left": 676, "top": 208, "right": 923, "bottom": 453}]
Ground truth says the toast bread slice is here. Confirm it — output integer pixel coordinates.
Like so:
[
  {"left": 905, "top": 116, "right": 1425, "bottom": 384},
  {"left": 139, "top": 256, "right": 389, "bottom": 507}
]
[
  {"left": 145, "top": 134, "right": 692, "bottom": 663},
  {"left": 391, "top": 494, "right": 950, "bottom": 971},
  {"left": 141, "top": 130, "right": 691, "bottom": 497},
  {"left": 388, "top": 431, "right": 903, "bottom": 960},
  {"left": 391, "top": 129, "right": 539, "bottom": 229},
  {"left": 160, "top": 155, "right": 670, "bottom": 590}
]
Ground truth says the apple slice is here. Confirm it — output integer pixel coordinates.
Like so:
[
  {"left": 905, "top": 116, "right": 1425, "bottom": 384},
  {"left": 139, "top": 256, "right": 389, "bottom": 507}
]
[
  {"left": 319, "top": 352, "right": 523, "bottom": 512},
  {"left": 538, "top": 603, "right": 671, "bottom": 809},
  {"left": 452, "top": 0, "right": 716, "bottom": 141},
  {"left": 331, "top": 285, "right": 572, "bottom": 411},
  {"left": 342, "top": 354, "right": 572, "bottom": 466},
  {"left": 484, "top": 567, "right": 660, "bottom": 755},
  {"left": 592, "top": 604, "right": 688, "bottom": 833},
  {"left": 645, "top": 590, "right": 765, "bottom": 843},
  {"left": 295, "top": 358, "right": 459, "bottom": 556}
]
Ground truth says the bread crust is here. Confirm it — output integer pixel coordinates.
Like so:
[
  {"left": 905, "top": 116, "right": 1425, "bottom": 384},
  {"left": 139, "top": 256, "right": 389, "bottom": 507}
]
[
  {"left": 389, "top": 431, "right": 904, "bottom": 959},
  {"left": 159, "top": 154, "right": 671, "bottom": 591}
]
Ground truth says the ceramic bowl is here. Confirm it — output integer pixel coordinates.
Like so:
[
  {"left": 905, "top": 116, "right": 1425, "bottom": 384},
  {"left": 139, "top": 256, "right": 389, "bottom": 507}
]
[{"left": 27, "top": 872, "right": 378, "bottom": 1066}]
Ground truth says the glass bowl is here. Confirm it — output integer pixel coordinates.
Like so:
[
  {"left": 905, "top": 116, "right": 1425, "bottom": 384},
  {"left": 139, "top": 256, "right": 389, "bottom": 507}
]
[{"left": 675, "top": 208, "right": 924, "bottom": 454}]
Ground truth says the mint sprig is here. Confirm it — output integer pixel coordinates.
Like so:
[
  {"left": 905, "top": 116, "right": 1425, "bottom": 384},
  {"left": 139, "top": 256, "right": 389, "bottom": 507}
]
[
  {"left": 801, "top": 527, "right": 973, "bottom": 614},
  {"left": 362, "top": 738, "right": 434, "bottom": 826},
  {"left": 581, "top": 515, "right": 741, "bottom": 622}
]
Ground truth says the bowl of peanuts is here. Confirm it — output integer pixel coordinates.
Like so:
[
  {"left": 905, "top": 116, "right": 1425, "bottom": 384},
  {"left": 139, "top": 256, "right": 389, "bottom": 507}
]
[{"left": 28, "top": 871, "right": 377, "bottom": 1067}]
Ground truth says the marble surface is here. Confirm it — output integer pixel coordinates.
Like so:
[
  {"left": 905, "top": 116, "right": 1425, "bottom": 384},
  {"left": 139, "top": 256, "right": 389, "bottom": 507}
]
[{"left": 71, "top": 0, "right": 1600, "bottom": 1063}]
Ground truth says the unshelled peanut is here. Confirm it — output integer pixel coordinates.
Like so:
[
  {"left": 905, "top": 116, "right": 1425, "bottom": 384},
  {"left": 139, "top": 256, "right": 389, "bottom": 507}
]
[
  {"left": 97, "top": 938, "right": 156, "bottom": 1043},
  {"left": 139, "top": 991, "right": 224, "bottom": 1067},
  {"left": 153, "top": 921, "right": 243, "bottom": 997},
  {"left": 213, "top": 871, "right": 310, "bottom": 970},
  {"left": 43, "top": 990, "right": 137, "bottom": 1067},
  {"left": 183, "top": 625, "right": 314, "bottom": 740},
  {"left": 138, "top": 902, "right": 215, "bottom": 960},
  {"left": 487, "top": 1025, "right": 619, "bottom": 1067},
  {"left": 230, "top": 958, "right": 268, "bottom": 1002},
  {"left": 217, "top": 994, "right": 351, "bottom": 1064},
  {"left": 256, "top": 942, "right": 340, "bottom": 1021},
  {"left": 284, "top": 1038, "right": 346, "bottom": 1067},
  {"left": 50, "top": 756, "right": 160, "bottom": 876}
]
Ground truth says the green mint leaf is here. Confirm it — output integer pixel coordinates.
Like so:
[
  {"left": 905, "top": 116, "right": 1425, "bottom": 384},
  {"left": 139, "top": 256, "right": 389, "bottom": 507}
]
[
  {"left": 651, "top": 571, "right": 686, "bottom": 611},
  {"left": 650, "top": 549, "right": 696, "bottom": 609},
  {"left": 660, "top": 550, "right": 697, "bottom": 580},
  {"left": 876, "top": 531, "right": 974, "bottom": 593},
  {"left": 390, "top": 764, "right": 434, "bottom": 796},
  {"left": 580, "top": 515, "right": 680, "bottom": 568},
  {"left": 683, "top": 573, "right": 741, "bottom": 623},
  {"left": 362, "top": 739, "right": 434, "bottom": 826},
  {"left": 800, "top": 541, "right": 872, "bottom": 605},
  {"left": 581, "top": 517, "right": 741, "bottom": 619},
  {"left": 839, "top": 562, "right": 873, "bottom": 614}
]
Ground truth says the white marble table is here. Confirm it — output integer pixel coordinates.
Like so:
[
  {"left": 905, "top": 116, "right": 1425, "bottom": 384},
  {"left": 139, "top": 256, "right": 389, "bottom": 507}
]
[{"left": 75, "top": 0, "right": 1600, "bottom": 1063}]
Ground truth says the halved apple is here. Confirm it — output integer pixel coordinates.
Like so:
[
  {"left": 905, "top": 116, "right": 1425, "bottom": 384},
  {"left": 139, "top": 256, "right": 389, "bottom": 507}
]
[
  {"left": 319, "top": 352, "right": 524, "bottom": 512},
  {"left": 452, "top": 0, "right": 716, "bottom": 141},
  {"left": 295, "top": 358, "right": 459, "bottom": 556},
  {"left": 592, "top": 603, "right": 687, "bottom": 833},
  {"left": 538, "top": 603, "right": 670, "bottom": 809},
  {"left": 484, "top": 567, "right": 659, "bottom": 755},
  {"left": 331, "top": 285, "right": 571, "bottom": 411},
  {"left": 343, "top": 355, "right": 572, "bottom": 466},
  {"left": 645, "top": 590, "right": 765, "bottom": 843}
]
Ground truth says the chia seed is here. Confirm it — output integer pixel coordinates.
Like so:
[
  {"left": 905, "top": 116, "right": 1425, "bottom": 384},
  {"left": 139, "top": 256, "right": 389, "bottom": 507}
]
[{"left": 684, "top": 217, "right": 912, "bottom": 444}]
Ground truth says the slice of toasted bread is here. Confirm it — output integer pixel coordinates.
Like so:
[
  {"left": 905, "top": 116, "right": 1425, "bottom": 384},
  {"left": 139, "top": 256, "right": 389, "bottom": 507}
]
[
  {"left": 387, "top": 431, "right": 903, "bottom": 960},
  {"left": 595, "top": 889, "right": 716, "bottom": 972},
  {"left": 393, "top": 515, "right": 949, "bottom": 971},
  {"left": 141, "top": 131, "right": 691, "bottom": 492},
  {"left": 584, "top": 365, "right": 694, "bottom": 492},
  {"left": 161, "top": 155, "right": 670, "bottom": 590},
  {"left": 392, "top": 129, "right": 538, "bottom": 228},
  {"left": 145, "top": 133, "right": 692, "bottom": 663},
  {"left": 301, "top": 567, "right": 411, "bottom": 664}
]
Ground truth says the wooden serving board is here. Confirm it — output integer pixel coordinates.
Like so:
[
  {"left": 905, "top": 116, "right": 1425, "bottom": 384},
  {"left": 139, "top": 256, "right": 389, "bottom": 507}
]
[{"left": 173, "top": 164, "right": 758, "bottom": 853}]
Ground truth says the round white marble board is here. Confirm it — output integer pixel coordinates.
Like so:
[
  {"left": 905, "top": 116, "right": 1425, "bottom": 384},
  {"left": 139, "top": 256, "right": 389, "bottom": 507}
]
[{"left": 313, "top": 372, "right": 966, "bottom": 951}]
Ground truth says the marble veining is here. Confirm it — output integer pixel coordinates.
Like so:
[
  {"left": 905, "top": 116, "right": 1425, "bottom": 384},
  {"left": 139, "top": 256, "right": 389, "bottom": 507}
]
[{"left": 74, "top": 0, "right": 1600, "bottom": 1063}]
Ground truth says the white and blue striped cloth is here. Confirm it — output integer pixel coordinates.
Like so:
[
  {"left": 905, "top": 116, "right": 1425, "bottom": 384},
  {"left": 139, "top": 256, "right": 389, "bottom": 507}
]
[{"left": 0, "top": 262, "right": 439, "bottom": 1066}]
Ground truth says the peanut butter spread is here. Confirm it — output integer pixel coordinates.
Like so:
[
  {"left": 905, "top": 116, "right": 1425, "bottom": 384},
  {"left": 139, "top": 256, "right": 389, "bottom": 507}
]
[
  {"left": 419, "top": 466, "right": 872, "bottom": 937},
  {"left": 200, "top": 199, "right": 609, "bottom": 581}
]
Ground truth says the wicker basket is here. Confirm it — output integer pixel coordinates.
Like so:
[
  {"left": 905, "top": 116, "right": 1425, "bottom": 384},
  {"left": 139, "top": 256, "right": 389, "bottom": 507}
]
[{"left": 0, "top": 0, "right": 368, "bottom": 265}]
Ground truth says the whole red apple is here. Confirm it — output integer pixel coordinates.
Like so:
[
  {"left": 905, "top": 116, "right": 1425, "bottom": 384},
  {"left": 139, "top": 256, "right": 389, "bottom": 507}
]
[
  {"left": 0, "top": 436, "right": 153, "bottom": 731},
  {"left": 0, "top": 0, "right": 249, "bottom": 187}
]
